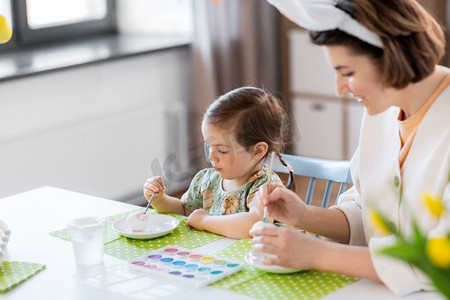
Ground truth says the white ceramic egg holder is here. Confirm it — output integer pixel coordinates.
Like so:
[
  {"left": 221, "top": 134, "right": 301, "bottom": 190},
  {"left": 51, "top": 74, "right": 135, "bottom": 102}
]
[{"left": 0, "top": 219, "right": 11, "bottom": 263}]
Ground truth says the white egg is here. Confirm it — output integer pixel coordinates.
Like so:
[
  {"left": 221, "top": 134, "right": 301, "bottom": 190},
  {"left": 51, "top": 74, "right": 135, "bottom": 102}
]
[
  {"left": 251, "top": 220, "right": 276, "bottom": 231},
  {"left": 250, "top": 220, "right": 278, "bottom": 263},
  {"left": 125, "top": 212, "right": 152, "bottom": 231}
]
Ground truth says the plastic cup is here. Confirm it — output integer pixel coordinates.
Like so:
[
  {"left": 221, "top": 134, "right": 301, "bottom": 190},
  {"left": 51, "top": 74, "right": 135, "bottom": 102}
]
[{"left": 67, "top": 216, "right": 105, "bottom": 268}]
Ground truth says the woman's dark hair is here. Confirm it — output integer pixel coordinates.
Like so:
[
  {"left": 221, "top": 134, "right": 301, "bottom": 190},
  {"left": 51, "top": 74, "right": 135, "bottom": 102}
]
[
  {"left": 309, "top": 0, "right": 445, "bottom": 89},
  {"left": 203, "top": 86, "right": 295, "bottom": 191}
]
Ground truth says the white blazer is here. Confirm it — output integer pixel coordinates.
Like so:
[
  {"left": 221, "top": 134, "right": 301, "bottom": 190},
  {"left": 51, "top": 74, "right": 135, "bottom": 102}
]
[{"left": 334, "top": 87, "right": 450, "bottom": 296}]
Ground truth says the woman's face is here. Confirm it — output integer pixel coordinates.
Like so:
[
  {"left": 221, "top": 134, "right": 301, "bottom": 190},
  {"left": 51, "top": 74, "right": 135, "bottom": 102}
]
[{"left": 323, "top": 45, "right": 396, "bottom": 115}]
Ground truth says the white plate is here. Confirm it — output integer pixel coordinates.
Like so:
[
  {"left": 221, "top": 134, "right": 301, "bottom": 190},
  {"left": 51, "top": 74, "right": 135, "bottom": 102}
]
[
  {"left": 112, "top": 214, "right": 179, "bottom": 240},
  {"left": 244, "top": 250, "right": 301, "bottom": 274}
]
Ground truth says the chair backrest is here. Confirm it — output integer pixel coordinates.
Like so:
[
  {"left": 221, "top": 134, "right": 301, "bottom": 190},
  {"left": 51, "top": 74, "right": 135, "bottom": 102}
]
[
  {"left": 204, "top": 143, "right": 352, "bottom": 207},
  {"left": 273, "top": 153, "right": 352, "bottom": 207}
]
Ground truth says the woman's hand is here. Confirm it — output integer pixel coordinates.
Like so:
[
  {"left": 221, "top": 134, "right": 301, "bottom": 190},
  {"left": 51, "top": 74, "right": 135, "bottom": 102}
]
[
  {"left": 143, "top": 176, "right": 165, "bottom": 201},
  {"left": 253, "top": 182, "right": 308, "bottom": 227},
  {"left": 250, "top": 224, "right": 324, "bottom": 270},
  {"left": 186, "top": 209, "right": 209, "bottom": 230}
]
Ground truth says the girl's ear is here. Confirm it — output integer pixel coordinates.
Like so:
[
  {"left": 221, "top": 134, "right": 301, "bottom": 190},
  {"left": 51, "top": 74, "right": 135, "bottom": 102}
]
[{"left": 253, "top": 142, "right": 268, "bottom": 160}]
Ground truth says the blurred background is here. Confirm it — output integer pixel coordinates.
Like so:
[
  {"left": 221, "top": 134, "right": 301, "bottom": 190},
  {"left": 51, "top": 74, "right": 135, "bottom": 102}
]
[{"left": 0, "top": 0, "right": 447, "bottom": 205}]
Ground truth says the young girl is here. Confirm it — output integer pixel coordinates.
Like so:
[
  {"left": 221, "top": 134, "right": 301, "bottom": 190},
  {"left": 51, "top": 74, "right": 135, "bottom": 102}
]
[{"left": 143, "top": 86, "right": 294, "bottom": 239}]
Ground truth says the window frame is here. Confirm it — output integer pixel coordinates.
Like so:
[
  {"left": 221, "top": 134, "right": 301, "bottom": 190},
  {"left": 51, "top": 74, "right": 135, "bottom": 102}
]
[{"left": 11, "top": 0, "right": 117, "bottom": 46}]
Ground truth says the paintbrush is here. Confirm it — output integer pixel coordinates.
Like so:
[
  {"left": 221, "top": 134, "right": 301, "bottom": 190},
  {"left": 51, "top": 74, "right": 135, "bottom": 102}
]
[
  {"left": 263, "top": 152, "right": 275, "bottom": 221},
  {"left": 143, "top": 192, "right": 156, "bottom": 214}
]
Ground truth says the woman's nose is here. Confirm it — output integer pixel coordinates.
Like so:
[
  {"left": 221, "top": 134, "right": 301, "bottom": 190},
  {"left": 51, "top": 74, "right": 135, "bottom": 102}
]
[{"left": 336, "top": 77, "right": 351, "bottom": 97}]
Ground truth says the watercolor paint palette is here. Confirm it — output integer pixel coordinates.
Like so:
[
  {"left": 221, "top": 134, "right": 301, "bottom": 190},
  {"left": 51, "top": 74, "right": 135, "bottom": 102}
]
[{"left": 129, "top": 245, "right": 244, "bottom": 287}]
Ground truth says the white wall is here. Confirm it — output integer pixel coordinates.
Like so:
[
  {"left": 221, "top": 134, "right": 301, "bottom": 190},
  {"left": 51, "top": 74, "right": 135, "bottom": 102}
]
[
  {"left": 0, "top": 48, "right": 193, "bottom": 203},
  {"left": 288, "top": 29, "right": 364, "bottom": 160}
]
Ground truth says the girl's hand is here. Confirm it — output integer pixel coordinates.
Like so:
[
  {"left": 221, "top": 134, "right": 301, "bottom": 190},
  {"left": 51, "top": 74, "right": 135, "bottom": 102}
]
[
  {"left": 143, "top": 176, "right": 165, "bottom": 201},
  {"left": 253, "top": 182, "right": 307, "bottom": 227},
  {"left": 186, "top": 209, "right": 209, "bottom": 230},
  {"left": 250, "top": 224, "right": 324, "bottom": 270}
]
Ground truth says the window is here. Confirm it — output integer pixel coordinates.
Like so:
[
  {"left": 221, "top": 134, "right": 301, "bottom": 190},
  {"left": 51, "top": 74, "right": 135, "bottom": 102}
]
[
  {"left": 0, "top": 0, "right": 12, "bottom": 23},
  {"left": 116, "top": 0, "right": 193, "bottom": 37},
  {"left": 0, "top": 0, "right": 115, "bottom": 49},
  {"left": 26, "top": 0, "right": 107, "bottom": 29},
  {"left": 0, "top": 0, "right": 14, "bottom": 50}
]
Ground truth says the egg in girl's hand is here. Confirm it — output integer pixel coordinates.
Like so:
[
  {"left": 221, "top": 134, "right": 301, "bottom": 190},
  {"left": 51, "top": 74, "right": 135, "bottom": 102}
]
[{"left": 125, "top": 212, "right": 152, "bottom": 231}]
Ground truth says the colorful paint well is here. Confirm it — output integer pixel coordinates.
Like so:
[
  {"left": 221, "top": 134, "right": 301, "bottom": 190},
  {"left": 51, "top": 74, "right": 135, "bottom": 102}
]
[
  {"left": 198, "top": 267, "right": 211, "bottom": 272},
  {"left": 200, "top": 257, "right": 214, "bottom": 263},
  {"left": 164, "top": 248, "right": 178, "bottom": 254},
  {"left": 172, "top": 261, "right": 186, "bottom": 267},
  {"left": 214, "top": 260, "right": 227, "bottom": 266},
  {"left": 143, "top": 264, "right": 157, "bottom": 269},
  {"left": 129, "top": 245, "right": 243, "bottom": 287},
  {"left": 185, "top": 264, "right": 198, "bottom": 271},
  {"left": 188, "top": 254, "right": 202, "bottom": 260}
]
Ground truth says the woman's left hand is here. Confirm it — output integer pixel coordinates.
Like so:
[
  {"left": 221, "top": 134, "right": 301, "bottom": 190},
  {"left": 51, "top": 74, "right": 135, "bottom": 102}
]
[
  {"left": 186, "top": 209, "right": 209, "bottom": 230},
  {"left": 250, "top": 224, "right": 324, "bottom": 270}
]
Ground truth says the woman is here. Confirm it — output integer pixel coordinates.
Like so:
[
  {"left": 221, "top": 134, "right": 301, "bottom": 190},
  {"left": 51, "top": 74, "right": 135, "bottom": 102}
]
[{"left": 251, "top": 0, "right": 450, "bottom": 296}]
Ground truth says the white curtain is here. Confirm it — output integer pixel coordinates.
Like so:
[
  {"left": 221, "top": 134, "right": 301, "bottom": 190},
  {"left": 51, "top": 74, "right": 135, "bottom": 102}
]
[{"left": 190, "top": 0, "right": 280, "bottom": 167}]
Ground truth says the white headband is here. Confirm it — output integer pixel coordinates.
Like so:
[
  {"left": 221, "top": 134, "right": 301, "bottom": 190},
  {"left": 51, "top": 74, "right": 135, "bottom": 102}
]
[{"left": 268, "top": 0, "right": 383, "bottom": 48}]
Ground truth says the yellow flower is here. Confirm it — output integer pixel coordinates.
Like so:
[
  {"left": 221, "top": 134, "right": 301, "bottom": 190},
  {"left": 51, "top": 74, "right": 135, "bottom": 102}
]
[
  {"left": 368, "top": 209, "right": 392, "bottom": 236},
  {"left": 423, "top": 192, "right": 444, "bottom": 218},
  {"left": 0, "top": 15, "right": 12, "bottom": 44},
  {"left": 426, "top": 236, "right": 450, "bottom": 268}
]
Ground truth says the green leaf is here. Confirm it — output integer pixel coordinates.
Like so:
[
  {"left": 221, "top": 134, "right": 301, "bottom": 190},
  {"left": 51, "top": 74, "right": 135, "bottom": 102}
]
[{"left": 379, "top": 245, "right": 423, "bottom": 266}]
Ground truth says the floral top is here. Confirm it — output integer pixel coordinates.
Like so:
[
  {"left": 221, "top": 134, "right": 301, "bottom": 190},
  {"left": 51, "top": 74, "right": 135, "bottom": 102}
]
[{"left": 180, "top": 167, "right": 282, "bottom": 216}]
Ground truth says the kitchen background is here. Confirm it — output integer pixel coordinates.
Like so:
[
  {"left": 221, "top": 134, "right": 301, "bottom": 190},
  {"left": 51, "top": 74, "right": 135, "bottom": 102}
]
[{"left": 0, "top": 0, "right": 447, "bottom": 205}]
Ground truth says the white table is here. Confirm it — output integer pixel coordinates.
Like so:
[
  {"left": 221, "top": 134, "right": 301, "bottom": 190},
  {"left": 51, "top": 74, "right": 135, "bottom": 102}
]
[{"left": 0, "top": 187, "right": 443, "bottom": 299}]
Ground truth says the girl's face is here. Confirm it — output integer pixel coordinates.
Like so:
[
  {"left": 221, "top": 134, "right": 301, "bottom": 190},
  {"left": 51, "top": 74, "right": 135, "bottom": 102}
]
[
  {"left": 323, "top": 45, "right": 397, "bottom": 115},
  {"left": 201, "top": 122, "right": 262, "bottom": 184}
]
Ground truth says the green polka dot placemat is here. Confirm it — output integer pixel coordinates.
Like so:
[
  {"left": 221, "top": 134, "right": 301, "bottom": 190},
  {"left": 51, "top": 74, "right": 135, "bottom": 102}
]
[
  {"left": 49, "top": 209, "right": 224, "bottom": 261},
  {"left": 49, "top": 208, "right": 142, "bottom": 243},
  {"left": 212, "top": 239, "right": 358, "bottom": 300},
  {"left": 211, "top": 238, "right": 261, "bottom": 289},
  {"left": 0, "top": 261, "right": 46, "bottom": 293},
  {"left": 229, "top": 270, "right": 358, "bottom": 299},
  {"left": 104, "top": 218, "right": 223, "bottom": 260}
]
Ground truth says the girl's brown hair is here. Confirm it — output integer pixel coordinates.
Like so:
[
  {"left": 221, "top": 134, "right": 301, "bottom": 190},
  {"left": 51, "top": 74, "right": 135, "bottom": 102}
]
[
  {"left": 203, "top": 86, "right": 295, "bottom": 191},
  {"left": 309, "top": 0, "right": 445, "bottom": 89}
]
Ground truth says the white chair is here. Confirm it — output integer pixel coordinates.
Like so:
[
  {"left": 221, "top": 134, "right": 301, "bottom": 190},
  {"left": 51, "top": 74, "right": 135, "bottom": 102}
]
[{"left": 272, "top": 153, "right": 352, "bottom": 207}]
